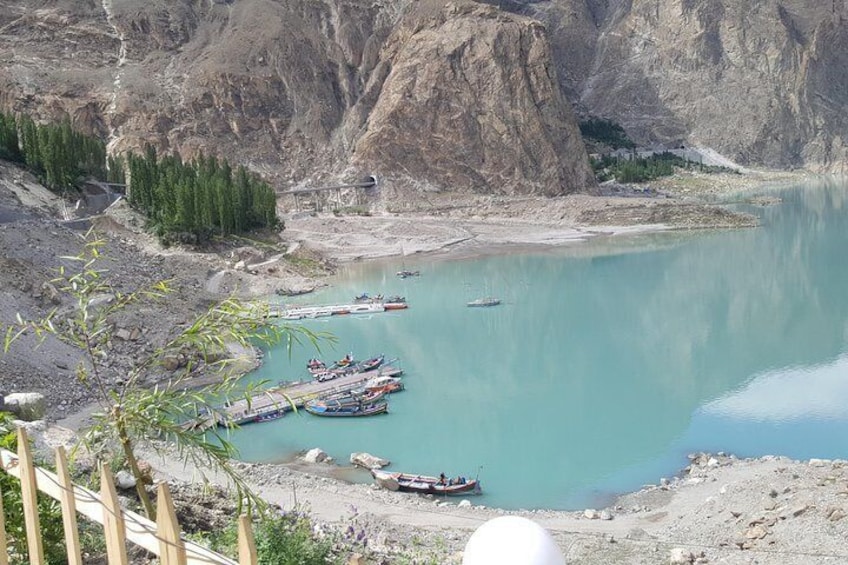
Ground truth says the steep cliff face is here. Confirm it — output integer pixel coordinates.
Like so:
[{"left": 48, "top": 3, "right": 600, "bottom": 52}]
[
  {"left": 570, "top": 0, "right": 848, "bottom": 170},
  {"left": 2, "top": 0, "right": 846, "bottom": 192},
  {"left": 353, "top": 0, "right": 594, "bottom": 195},
  {"left": 0, "top": 0, "right": 593, "bottom": 194}
]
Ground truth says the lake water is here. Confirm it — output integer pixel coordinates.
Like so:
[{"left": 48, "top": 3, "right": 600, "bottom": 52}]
[{"left": 231, "top": 178, "right": 848, "bottom": 510}]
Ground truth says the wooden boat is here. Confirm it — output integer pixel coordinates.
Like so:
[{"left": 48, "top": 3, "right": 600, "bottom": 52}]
[
  {"left": 356, "top": 354, "right": 385, "bottom": 372},
  {"left": 467, "top": 297, "right": 501, "bottom": 307},
  {"left": 354, "top": 293, "right": 384, "bottom": 303},
  {"left": 383, "top": 300, "right": 408, "bottom": 310},
  {"left": 316, "top": 389, "right": 385, "bottom": 406},
  {"left": 251, "top": 410, "right": 285, "bottom": 423},
  {"left": 309, "top": 354, "right": 386, "bottom": 378},
  {"left": 363, "top": 375, "right": 403, "bottom": 393},
  {"left": 304, "top": 399, "right": 389, "bottom": 417},
  {"left": 371, "top": 470, "right": 482, "bottom": 495}
]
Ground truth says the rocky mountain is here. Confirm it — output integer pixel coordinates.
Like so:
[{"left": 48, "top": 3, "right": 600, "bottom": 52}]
[
  {"left": 518, "top": 0, "right": 848, "bottom": 172},
  {"left": 1, "top": 0, "right": 846, "bottom": 198}
]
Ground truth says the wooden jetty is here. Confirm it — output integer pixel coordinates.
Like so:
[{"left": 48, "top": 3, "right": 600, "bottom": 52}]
[
  {"left": 268, "top": 302, "right": 387, "bottom": 320},
  {"left": 186, "top": 365, "right": 403, "bottom": 430}
]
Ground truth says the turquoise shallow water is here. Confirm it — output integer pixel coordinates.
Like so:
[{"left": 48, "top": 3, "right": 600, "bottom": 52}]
[{"left": 230, "top": 179, "right": 848, "bottom": 510}]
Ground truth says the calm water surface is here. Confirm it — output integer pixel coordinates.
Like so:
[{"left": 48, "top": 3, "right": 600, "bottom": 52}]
[{"left": 231, "top": 179, "right": 848, "bottom": 510}]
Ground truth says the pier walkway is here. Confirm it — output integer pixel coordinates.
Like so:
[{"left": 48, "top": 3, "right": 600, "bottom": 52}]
[
  {"left": 268, "top": 302, "right": 385, "bottom": 320},
  {"left": 188, "top": 365, "right": 403, "bottom": 430}
]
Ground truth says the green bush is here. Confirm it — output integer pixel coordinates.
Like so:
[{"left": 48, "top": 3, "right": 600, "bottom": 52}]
[
  {"left": 200, "top": 509, "right": 340, "bottom": 565},
  {"left": 0, "top": 412, "right": 69, "bottom": 565}
]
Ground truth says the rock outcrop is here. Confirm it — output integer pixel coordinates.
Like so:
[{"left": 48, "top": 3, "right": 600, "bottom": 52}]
[
  {"left": 352, "top": 0, "right": 595, "bottom": 195},
  {"left": 522, "top": 0, "right": 848, "bottom": 172}
]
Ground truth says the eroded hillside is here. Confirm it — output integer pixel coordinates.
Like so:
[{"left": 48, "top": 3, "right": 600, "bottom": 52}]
[
  {"left": 0, "top": 0, "right": 593, "bottom": 195},
  {"left": 1, "top": 0, "right": 845, "bottom": 195}
]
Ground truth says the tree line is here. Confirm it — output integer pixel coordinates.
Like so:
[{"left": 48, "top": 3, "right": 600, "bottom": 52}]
[
  {"left": 127, "top": 145, "right": 279, "bottom": 241},
  {"left": 0, "top": 110, "right": 117, "bottom": 190},
  {"left": 590, "top": 151, "right": 739, "bottom": 183},
  {"left": 0, "top": 109, "right": 278, "bottom": 240}
]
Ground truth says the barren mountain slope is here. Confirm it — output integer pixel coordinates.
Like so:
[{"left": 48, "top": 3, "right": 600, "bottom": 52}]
[
  {"left": 353, "top": 0, "right": 595, "bottom": 195},
  {"left": 0, "top": 0, "right": 593, "bottom": 195},
  {"left": 522, "top": 0, "right": 848, "bottom": 171}
]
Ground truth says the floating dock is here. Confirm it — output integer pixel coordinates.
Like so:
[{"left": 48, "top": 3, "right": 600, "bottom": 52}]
[
  {"left": 268, "top": 302, "right": 386, "bottom": 320},
  {"left": 186, "top": 365, "right": 403, "bottom": 430}
]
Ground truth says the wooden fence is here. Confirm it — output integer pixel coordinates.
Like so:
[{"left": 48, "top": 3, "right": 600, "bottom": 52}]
[{"left": 0, "top": 427, "right": 257, "bottom": 565}]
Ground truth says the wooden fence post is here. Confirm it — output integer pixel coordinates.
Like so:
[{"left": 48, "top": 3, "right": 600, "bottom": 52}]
[
  {"left": 100, "top": 465, "right": 129, "bottom": 565},
  {"left": 17, "top": 427, "right": 45, "bottom": 565},
  {"left": 237, "top": 515, "right": 257, "bottom": 565},
  {"left": 55, "top": 447, "right": 83, "bottom": 565},
  {"left": 0, "top": 483, "right": 9, "bottom": 565},
  {"left": 156, "top": 483, "right": 187, "bottom": 565}
]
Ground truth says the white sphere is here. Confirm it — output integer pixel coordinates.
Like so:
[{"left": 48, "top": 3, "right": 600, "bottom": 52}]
[{"left": 462, "top": 516, "right": 565, "bottom": 565}]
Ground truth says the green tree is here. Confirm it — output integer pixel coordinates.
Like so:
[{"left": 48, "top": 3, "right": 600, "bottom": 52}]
[
  {"left": 2, "top": 231, "right": 328, "bottom": 518},
  {"left": 0, "top": 111, "right": 22, "bottom": 162}
]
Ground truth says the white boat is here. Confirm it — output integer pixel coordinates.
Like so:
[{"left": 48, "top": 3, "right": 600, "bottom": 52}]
[{"left": 467, "top": 297, "right": 501, "bottom": 307}]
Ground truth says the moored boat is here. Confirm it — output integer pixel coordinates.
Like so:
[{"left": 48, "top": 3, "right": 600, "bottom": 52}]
[
  {"left": 467, "top": 297, "right": 501, "bottom": 307},
  {"left": 363, "top": 375, "right": 404, "bottom": 394},
  {"left": 251, "top": 410, "right": 285, "bottom": 423},
  {"left": 304, "top": 399, "right": 389, "bottom": 417},
  {"left": 396, "top": 270, "right": 420, "bottom": 279},
  {"left": 371, "top": 470, "right": 482, "bottom": 495}
]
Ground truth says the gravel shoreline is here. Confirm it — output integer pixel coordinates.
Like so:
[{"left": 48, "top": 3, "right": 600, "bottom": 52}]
[{"left": 6, "top": 161, "right": 842, "bottom": 563}]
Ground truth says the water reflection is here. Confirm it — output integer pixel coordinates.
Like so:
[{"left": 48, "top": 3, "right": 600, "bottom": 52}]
[
  {"left": 704, "top": 355, "right": 848, "bottom": 422},
  {"left": 232, "top": 179, "right": 848, "bottom": 509}
]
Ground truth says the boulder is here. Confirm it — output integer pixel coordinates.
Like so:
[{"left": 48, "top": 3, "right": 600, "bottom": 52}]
[
  {"left": 350, "top": 452, "right": 390, "bottom": 469},
  {"left": 669, "top": 547, "right": 694, "bottom": 564},
  {"left": 41, "top": 282, "right": 61, "bottom": 305},
  {"left": 5, "top": 392, "right": 46, "bottom": 421},
  {"left": 302, "top": 448, "right": 329, "bottom": 464},
  {"left": 115, "top": 470, "right": 137, "bottom": 490},
  {"left": 372, "top": 470, "right": 399, "bottom": 491}
]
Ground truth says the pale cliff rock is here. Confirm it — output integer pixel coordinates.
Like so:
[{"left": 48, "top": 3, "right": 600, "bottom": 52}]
[
  {"left": 353, "top": 0, "right": 595, "bottom": 195},
  {"left": 540, "top": 0, "right": 848, "bottom": 171}
]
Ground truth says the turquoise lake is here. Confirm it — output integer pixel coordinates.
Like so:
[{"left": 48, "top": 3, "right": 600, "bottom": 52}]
[{"left": 231, "top": 178, "right": 848, "bottom": 510}]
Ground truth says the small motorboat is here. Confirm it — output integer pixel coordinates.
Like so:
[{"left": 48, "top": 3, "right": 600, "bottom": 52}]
[
  {"left": 316, "top": 389, "right": 386, "bottom": 406},
  {"left": 396, "top": 270, "right": 420, "bottom": 279},
  {"left": 251, "top": 410, "right": 285, "bottom": 423},
  {"left": 371, "top": 470, "right": 482, "bottom": 495},
  {"left": 304, "top": 399, "right": 389, "bottom": 417},
  {"left": 356, "top": 354, "right": 385, "bottom": 372},
  {"left": 307, "top": 358, "right": 326, "bottom": 372},
  {"left": 383, "top": 296, "right": 408, "bottom": 310},
  {"left": 467, "top": 297, "right": 501, "bottom": 307}
]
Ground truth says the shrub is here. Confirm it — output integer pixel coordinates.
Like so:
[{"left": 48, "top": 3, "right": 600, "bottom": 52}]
[{"left": 0, "top": 412, "right": 69, "bottom": 565}]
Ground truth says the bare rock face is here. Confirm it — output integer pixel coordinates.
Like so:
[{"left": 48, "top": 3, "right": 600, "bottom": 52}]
[
  {"left": 570, "top": 0, "right": 848, "bottom": 171},
  {"left": 0, "top": 0, "right": 593, "bottom": 195},
  {"left": 2, "top": 0, "right": 845, "bottom": 188},
  {"left": 352, "top": 0, "right": 595, "bottom": 195}
]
